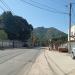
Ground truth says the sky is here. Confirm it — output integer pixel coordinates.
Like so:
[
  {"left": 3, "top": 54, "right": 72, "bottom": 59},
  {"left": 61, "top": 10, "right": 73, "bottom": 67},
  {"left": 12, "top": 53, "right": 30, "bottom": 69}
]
[{"left": 0, "top": 0, "right": 75, "bottom": 33}]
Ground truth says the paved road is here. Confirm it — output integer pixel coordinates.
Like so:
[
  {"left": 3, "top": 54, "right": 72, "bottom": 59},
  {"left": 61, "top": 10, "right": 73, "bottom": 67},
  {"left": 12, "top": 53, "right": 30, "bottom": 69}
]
[
  {"left": 26, "top": 49, "right": 75, "bottom": 75},
  {"left": 0, "top": 48, "right": 41, "bottom": 75},
  {"left": 45, "top": 50, "right": 75, "bottom": 75}
]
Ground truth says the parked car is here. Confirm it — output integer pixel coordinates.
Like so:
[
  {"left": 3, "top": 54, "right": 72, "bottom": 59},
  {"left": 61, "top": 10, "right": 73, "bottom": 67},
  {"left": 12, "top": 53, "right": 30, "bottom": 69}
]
[
  {"left": 71, "top": 48, "right": 75, "bottom": 59},
  {"left": 58, "top": 47, "right": 68, "bottom": 52},
  {"left": 69, "top": 41, "right": 75, "bottom": 59}
]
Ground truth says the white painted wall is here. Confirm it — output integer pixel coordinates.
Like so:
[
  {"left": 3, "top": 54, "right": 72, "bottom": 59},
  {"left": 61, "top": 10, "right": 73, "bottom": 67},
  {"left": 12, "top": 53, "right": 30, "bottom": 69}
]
[{"left": 68, "top": 25, "right": 75, "bottom": 41}]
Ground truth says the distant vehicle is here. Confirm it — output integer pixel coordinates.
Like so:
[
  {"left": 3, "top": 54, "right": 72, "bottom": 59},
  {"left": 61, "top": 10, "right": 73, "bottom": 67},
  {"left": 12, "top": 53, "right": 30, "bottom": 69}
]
[
  {"left": 58, "top": 43, "right": 68, "bottom": 52},
  {"left": 70, "top": 41, "right": 75, "bottom": 59},
  {"left": 71, "top": 48, "right": 75, "bottom": 59},
  {"left": 58, "top": 47, "right": 68, "bottom": 52}
]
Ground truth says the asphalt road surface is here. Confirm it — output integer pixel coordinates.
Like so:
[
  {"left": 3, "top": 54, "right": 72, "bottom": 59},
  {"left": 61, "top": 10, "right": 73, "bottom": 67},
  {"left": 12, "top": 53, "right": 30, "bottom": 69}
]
[
  {"left": 0, "top": 48, "right": 41, "bottom": 75},
  {"left": 1, "top": 48, "right": 75, "bottom": 75}
]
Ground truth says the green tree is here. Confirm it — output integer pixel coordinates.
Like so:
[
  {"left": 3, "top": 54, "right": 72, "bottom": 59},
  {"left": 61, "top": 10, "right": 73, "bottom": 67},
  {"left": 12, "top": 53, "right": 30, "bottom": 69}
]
[
  {"left": 0, "top": 30, "right": 8, "bottom": 40},
  {"left": 1, "top": 11, "right": 33, "bottom": 41}
]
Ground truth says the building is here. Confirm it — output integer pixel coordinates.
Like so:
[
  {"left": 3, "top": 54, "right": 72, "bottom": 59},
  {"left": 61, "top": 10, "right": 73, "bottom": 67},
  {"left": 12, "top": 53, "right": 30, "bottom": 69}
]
[
  {"left": 68, "top": 25, "right": 75, "bottom": 52},
  {"left": 70, "top": 25, "right": 75, "bottom": 41},
  {"left": 68, "top": 25, "right": 75, "bottom": 41}
]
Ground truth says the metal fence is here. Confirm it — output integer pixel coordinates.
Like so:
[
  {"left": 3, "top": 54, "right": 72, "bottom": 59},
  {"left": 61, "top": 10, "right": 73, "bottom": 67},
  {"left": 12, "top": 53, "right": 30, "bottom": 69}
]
[{"left": 0, "top": 40, "right": 25, "bottom": 49}]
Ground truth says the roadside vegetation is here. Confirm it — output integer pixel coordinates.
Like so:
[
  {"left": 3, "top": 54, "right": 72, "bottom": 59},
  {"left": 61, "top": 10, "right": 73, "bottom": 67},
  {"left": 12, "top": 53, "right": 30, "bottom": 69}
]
[
  {"left": 31, "top": 27, "right": 68, "bottom": 48},
  {"left": 0, "top": 11, "right": 33, "bottom": 41},
  {"left": 0, "top": 11, "right": 67, "bottom": 48},
  {"left": 0, "top": 30, "right": 8, "bottom": 40}
]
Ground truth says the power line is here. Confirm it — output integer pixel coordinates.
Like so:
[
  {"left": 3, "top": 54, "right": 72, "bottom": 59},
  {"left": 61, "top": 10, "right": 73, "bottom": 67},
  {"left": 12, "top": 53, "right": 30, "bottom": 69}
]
[
  {"left": 48, "top": 0, "right": 67, "bottom": 7},
  {"left": 72, "top": 6, "right": 75, "bottom": 17},
  {"left": 29, "top": 0, "right": 67, "bottom": 14},
  {"left": 20, "top": 0, "right": 68, "bottom": 15},
  {"left": 0, "top": 0, "right": 10, "bottom": 10},
  {"left": 72, "top": 3, "right": 75, "bottom": 4},
  {"left": 72, "top": 2, "right": 75, "bottom": 16},
  {"left": 0, "top": 5, "right": 5, "bottom": 11},
  {"left": 71, "top": 5, "right": 75, "bottom": 24},
  {"left": 0, "top": 0, "right": 15, "bottom": 14}
]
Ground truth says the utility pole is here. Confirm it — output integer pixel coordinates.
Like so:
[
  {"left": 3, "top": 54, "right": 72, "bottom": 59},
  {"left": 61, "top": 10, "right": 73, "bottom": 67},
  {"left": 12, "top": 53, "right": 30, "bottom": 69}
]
[{"left": 68, "top": 1, "right": 72, "bottom": 53}]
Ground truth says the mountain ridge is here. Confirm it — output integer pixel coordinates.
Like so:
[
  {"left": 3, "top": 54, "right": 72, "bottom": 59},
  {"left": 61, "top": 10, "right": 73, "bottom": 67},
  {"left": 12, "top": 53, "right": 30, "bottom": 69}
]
[{"left": 33, "top": 27, "right": 67, "bottom": 42}]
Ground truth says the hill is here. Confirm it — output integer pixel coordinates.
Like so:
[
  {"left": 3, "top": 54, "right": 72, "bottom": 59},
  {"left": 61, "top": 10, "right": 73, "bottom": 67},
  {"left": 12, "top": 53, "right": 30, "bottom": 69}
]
[
  {"left": 33, "top": 27, "right": 67, "bottom": 40},
  {"left": 32, "top": 27, "right": 67, "bottom": 46}
]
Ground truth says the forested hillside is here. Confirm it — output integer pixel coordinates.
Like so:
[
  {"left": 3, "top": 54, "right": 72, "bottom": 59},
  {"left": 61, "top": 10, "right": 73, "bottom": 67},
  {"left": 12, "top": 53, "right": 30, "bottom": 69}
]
[{"left": 32, "top": 27, "right": 67, "bottom": 46}]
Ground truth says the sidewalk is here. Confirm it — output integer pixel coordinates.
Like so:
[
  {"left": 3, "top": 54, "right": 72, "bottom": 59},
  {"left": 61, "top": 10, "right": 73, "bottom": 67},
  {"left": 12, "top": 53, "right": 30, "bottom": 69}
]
[
  {"left": 46, "top": 50, "right": 75, "bottom": 75},
  {"left": 26, "top": 50, "right": 53, "bottom": 75},
  {"left": 23, "top": 50, "right": 75, "bottom": 75}
]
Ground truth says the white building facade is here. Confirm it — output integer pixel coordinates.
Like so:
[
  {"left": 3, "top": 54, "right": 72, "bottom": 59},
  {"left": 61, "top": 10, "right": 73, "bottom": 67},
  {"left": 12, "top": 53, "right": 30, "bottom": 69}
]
[{"left": 68, "top": 25, "right": 75, "bottom": 41}]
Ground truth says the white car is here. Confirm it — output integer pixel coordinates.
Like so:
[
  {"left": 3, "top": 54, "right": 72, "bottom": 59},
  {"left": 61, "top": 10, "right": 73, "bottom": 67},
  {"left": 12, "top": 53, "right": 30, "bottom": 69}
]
[{"left": 71, "top": 48, "right": 75, "bottom": 59}]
